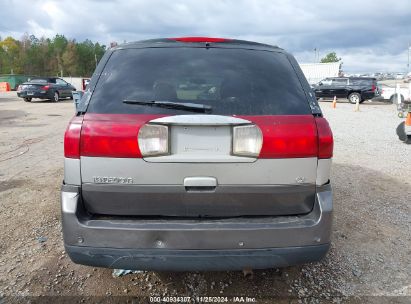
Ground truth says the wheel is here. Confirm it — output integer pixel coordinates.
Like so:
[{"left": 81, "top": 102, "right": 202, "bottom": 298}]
[
  {"left": 23, "top": 97, "right": 32, "bottom": 102},
  {"left": 52, "top": 91, "right": 59, "bottom": 102},
  {"left": 348, "top": 92, "right": 361, "bottom": 104}
]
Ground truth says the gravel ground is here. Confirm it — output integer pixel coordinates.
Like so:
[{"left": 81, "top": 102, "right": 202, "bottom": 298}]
[{"left": 0, "top": 93, "right": 410, "bottom": 303}]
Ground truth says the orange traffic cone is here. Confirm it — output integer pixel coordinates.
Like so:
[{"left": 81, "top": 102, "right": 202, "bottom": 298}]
[
  {"left": 405, "top": 112, "right": 411, "bottom": 126},
  {"left": 332, "top": 96, "right": 337, "bottom": 108}
]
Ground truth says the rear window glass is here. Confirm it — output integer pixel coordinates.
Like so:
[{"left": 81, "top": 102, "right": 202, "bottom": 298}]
[
  {"left": 29, "top": 78, "right": 48, "bottom": 83},
  {"left": 350, "top": 79, "right": 375, "bottom": 85},
  {"left": 87, "top": 47, "right": 310, "bottom": 115},
  {"left": 331, "top": 78, "right": 347, "bottom": 85}
]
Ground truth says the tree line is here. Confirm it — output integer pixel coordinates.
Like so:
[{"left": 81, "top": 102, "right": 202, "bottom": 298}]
[{"left": 0, "top": 34, "right": 106, "bottom": 77}]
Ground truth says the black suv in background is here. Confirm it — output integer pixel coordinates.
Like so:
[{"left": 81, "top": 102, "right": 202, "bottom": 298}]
[{"left": 312, "top": 77, "right": 378, "bottom": 104}]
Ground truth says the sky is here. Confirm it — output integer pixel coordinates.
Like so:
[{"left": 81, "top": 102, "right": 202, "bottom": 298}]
[{"left": 0, "top": 0, "right": 410, "bottom": 73}]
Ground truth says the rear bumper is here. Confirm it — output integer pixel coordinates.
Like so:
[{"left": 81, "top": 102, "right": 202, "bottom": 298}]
[
  {"left": 65, "top": 244, "right": 330, "bottom": 271},
  {"left": 17, "top": 91, "right": 52, "bottom": 99},
  {"left": 61, "top": 183, "right": 333, "bottom": 270}
]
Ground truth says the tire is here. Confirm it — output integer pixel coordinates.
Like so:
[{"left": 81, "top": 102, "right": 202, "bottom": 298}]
[
  {"left": 23, "top": 97, "right": 32, "bottom": 102},
  {"left": 52, "top": 91, "right": 59, "bottom": 102},
  {"left": 396, "top": 122, "right": 406, "bottom": 141},
  {"left": 390, "top": 95, "right": 404, "bottom": 104},
  {"left": 348, "top": 92, "right": 361, "bottom": 104}
]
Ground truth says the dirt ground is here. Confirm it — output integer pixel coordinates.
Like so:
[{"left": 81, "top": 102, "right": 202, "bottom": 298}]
[{"left": 0, "top": 92, "right": 410, "bottom": 303}]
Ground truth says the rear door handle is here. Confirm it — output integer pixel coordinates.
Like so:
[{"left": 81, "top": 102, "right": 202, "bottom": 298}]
[{"left": 184, "top": 177, "right": 217, "bottom": 192}]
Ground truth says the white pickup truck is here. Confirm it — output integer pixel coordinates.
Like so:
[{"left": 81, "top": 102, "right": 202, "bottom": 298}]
[{"left": 379, "top": 84, "right": 411, "bottom": 103}]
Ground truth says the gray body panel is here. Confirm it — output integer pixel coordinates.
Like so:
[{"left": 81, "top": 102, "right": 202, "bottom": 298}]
[
  {"left": 81, "top": 184, "right": 315, "bottom": 216},
  {"left": 64, "top": 158, "right": 81, "bottom": 185},
  {"left": 316, "top": 158, "right": 332, "bottom": 185},
  {"left": 150, "top": 114, "right": 252, "bottom": 126},
  {"left": 80, "top": 157, "right": 317, "bottom": 185},
  {"left": 80, "top": 155, "right": 319, "bottom": 216}
]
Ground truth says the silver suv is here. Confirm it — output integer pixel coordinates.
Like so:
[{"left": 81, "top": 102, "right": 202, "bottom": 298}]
[{"left": 62, "top": 37, "right": 333, "bottom": 271}]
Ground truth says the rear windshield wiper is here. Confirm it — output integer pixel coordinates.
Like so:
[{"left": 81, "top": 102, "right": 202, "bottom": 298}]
[{"left": 123, "top": 99, "right": 212, "bottom": 113}]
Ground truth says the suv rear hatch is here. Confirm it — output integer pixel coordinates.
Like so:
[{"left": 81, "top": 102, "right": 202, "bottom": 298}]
[{"left": 69, "top": 41, "right": 332, "bottom": 217}]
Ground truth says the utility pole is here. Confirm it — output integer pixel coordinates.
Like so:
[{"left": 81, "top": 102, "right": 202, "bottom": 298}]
[
  {"left": 313, "top": 48, "right": 320, "bottom": 63},
  {"left": 408, "top": 42, "right": 410, "bottom": 73}
]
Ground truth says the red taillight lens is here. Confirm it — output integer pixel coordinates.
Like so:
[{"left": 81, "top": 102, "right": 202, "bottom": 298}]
[
  {"left": 79, "top": 114, "right": 165, "bottom": 158},
  {"left": 371, "top": 84, "right": 376, "bottom": 92},
  {"left": 41, "top": 85, "right": 50, "bottom": 90},
  {"left": 315, "top": 117, "right": 333, "bottom": 159},
  {"left": 242, "top": 115, "right": 318, "bottom": 158},
  {"left": 81, "top": 121, "right": 141, "bottom": 158},
  {"left": 64, "top": 117, "right": 83, "bottom": 158}
]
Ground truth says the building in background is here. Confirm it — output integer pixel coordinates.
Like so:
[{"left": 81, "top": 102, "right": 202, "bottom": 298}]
[
  {"left": 0, "top": 74, "right": 34, "bottom": 91},
  {"left": 299, "top": 62, "right": 341, "bottom": 84}
]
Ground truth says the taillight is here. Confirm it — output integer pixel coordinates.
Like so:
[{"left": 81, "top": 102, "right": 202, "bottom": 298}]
[
  {"left": 17, "top": 85, "right": 22, "bottom": 92},
  {"left": 232, "top": 125, "right": 263, "bottom": 157},
  {"left": 80, "top": 121, "right": 141, "bottom": 158},
  {"left": 138, "top": 124, "right": 169, "bottom": 157},
  {"left": 315, "top": 117, "right": 333, "bottom": 159},
  {"left": 371, "top": 84, "right": 376, "bottom": 92},
  {"left": 79, "top": 114, "right": 165, "bottom": 158},
  {"left": 64, "top": 117, "right": 83, "bottom": 158},
  {"left": 41, "top": 85, "right": 50, "bottom": 90},
  {"left": 243, "top": 115, "right": 318, "bottom": 158}
]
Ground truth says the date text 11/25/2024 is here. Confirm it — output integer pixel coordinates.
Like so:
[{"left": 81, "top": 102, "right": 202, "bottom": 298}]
[{"left": 149, "top": 296, "right": 257, "bottom": 303}]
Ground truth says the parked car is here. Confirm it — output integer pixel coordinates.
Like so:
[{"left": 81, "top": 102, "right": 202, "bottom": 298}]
[
  {"left": 312, "top": 77, "right": 378, "bottom": 104},
  {"left": 62, "top": 37, "right": 334, "bottom": 271},
  {"left": 17, "top": 77, "right": 76, "bottom": 102},
  {"left": 379, "top": 84, "right": 410, "bottom": 104},
  {"left": 395, "top": 73, "right": 405, "bottom": 80}
]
